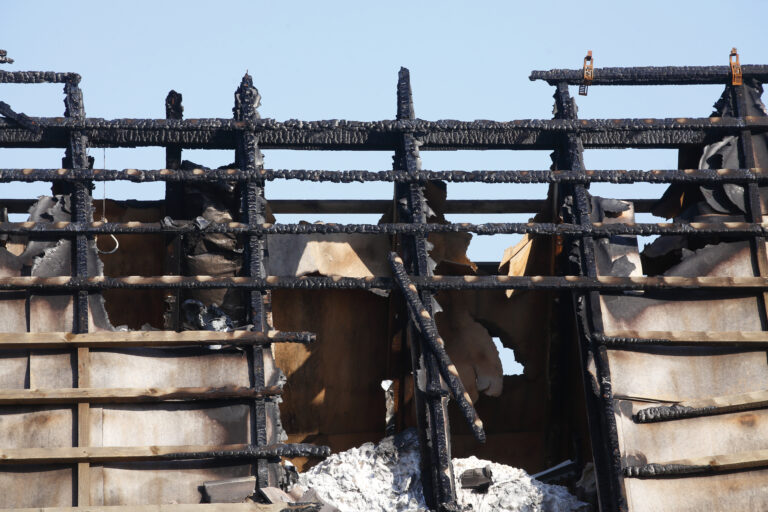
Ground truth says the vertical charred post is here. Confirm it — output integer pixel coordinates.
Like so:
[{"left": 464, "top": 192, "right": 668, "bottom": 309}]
[
  {"left": 163, "top": 90, "right": 183, "bottom": 330},
  {"left": 234, "top": 73, "right": 274, "bottom": 489},
  {"left": 62, "top": 76, "right": 93, "bottom": 507},
  {"left": 553, "top": 82, "right": 624, "bottom": 511},
  {"left": 394, "top": 67, "right": 457, "bottom": 511},
  {"left": 63, "top": 78, "right": 91, "bottom": 333}
]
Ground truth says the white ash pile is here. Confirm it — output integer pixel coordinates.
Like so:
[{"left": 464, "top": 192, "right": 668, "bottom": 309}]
[{"left": 295, "top": 429, "right": 588, "bottom": 512}]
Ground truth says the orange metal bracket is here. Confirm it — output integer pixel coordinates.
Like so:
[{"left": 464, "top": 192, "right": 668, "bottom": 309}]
[
  {"left": 730, "top": 48, "right": 743, "bottom": 86},
  {"left": 579, "top": 51, "right": 593, "bottom": 96}
]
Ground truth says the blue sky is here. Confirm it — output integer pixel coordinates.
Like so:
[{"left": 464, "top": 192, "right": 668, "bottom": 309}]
[{"left": 2, "top": 1, "right": 766, "bottom": 371}]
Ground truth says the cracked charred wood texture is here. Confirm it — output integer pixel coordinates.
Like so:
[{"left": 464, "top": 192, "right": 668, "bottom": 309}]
[
  {"left": 388, "top": 252, "right": 485, "bottom": 443},
  {"left": 530, "top": 65, "right": 768, "bottom": 86},
  {"left": 395, "top": 67, "right": 457, "bottom": 511},
  {"left": 8, "top": 274, "right": 768, "bottom": 293},
  {"left": 8, "top": 219, "right": 768, "bottom": 237},
  {"left": 163, "top": 90, "right": 184, "bottom": 330},
  {"left": 1, "top": 167, "right": 766, "bottom": 184},
  {"left": 62, "top": 77, "right": 92, "bottom": 507},
  {"left": 234, "top": 72, "right": 277, "bottom": 489},
  {"left": 554, "top": 82, "right": 624, "bottom": 512},
  {"left": 1, "top": 115, "right": 766, "bottom": 150}
]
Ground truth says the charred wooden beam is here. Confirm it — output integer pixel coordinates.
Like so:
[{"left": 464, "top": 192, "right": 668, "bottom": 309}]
[
  {"left": 394, "top": 67, "right": 457, "bottom": 511},
  {"left": 388, "top": 252, "right": 486, "bottom": 443},
  {"left": 3, "top": 219, "right": 768, "bottom": 237},
  {"left": 624, "top": 449, "right": 768, "bottom": 478},
  {"left": 635, "top": 390, "right": 768, "bottom": 423},
  {"left": 0, "top": 385, "right": 283, "bottom": 404},
  {"left": 1, "top": 167, "right": 767, "bottom": 184},
  {"left": 4, "top": 274, "right": 768, "bottom": 292},
  {"left": 163, "top": 89, "right": 184, "bottom": 331},
  {"left": 0, "top": 330, "right": 315, "bottom": 349},
  {"left": 61, "top": 76, "right": 93, "bottom": 508},
  {"left": 234, "top": 72, "right": 274, "bottom": 489},
  {"left": 0, "top": 70, "right": 80, "bottom": 84},
  {"left": 0, "top": 101, "right": 41, "bottom": 133},
  {"left": 530, "top": 65, "right": 768, "bottom": 86},
  {"left": 597, "top": 330, "right": 768, "bottom": 347},
  {"left": 1, "top": 116, "right": 766, "bottom": 150},
  {"left": 0, "top": 443, "right": 331, "bottom": 465},
  {"left": 554, "top": 82, "right": 624, "bottom": 511}
]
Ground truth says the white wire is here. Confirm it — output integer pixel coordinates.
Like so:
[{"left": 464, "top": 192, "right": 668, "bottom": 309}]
[{"left": 96, "top": 147, "right": 119, "bottom": 255}]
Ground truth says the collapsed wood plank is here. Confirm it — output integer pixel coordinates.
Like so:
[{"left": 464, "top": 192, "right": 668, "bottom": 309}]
[{"left": 388, "top": 252, "right": 486, "bottom": 443}]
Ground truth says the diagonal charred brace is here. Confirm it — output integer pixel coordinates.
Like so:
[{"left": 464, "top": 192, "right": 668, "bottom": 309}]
[
  {"left": 0, "top": 101, "right": 41, "bottom": 133},
  {"left": 388, "top": 252, "right": 486, "bottom": 443}
]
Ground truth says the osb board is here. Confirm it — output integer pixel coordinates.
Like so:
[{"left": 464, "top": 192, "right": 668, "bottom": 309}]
[
  {"left": 600, "top": 293, "right": 764, "bottom": 334},
  {"left": 0, "top": 466, "right": 74, "bottom": 508},
  {"left": 89, "top": 404, "right": 251, "bottom": 447},
  {"left": 614, "top": 400, "right": 768, "bottom": 465},
  {"left": 91, "top": 462, "right": 253, "bottom": 506},
  {"left": 607, "top": 348, "right": 768, "bottom": 402},
  {"left": 624, "top": 467, "right": 768, "bottom": 512}
]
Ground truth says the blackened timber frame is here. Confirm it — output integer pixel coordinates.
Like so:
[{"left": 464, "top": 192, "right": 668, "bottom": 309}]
[
  {"left": 234, "top": 73, "right": 275, "bottom": 489},
  {"left": 62, "top": 76, "right": 93, "bottom": 508},
  {"left": 553, "top": 82, "right": 624, "bottom": 511},
  {"left": 394, "top": 67, "right": 457, "bottom": 510},
  {"left": 4, "top": 60, "right": 768, "bottom": 512}
]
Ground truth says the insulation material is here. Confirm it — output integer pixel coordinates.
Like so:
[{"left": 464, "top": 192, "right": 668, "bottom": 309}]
[
  {"left": 298, "top": 429, "right": 587, "bottom": 512},
  {"left": 269, "top": 233, "right": 391, "bottom": 278}
]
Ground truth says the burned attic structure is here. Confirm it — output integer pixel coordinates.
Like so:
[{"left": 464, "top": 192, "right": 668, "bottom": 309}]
[{"left": 2, "top": 49, "right": 768, "bottom": 512}]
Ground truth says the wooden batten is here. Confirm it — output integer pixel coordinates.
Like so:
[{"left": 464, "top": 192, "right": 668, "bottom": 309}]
[
  {"left": 0, "top": 330, "right": 307, "bottom": 349},
  {"left": 0, "top": 386, "right": 282, "bottom": 404}
]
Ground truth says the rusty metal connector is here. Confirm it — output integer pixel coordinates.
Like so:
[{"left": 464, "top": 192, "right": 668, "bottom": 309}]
[
  {"left": 730, "top": 47, "right": 743, "bottom": 86},
  {"left": 579, "top": 51, "right": 593, "bottom": 96}
]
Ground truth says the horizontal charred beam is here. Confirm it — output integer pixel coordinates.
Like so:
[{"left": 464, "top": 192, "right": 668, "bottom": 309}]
[
  {"left": 624, "top": 449, "right": 768, "bottom": 478},
  {"left": 634, "top": 389, "right": 768, "bottom": 423},
  {"left": 0, "top": 117, "right": 764, "bottom": 150},
  {"left": 0, "top": 330, "right": 315, "bottom": 349},
  {"left": 0, "top": 443, "right": 331, "bottom": 465},
  {"left": 0, "top": 386, "right": 283, "bottom": 405},
  {"left": 0, "top": 168, "right": 765, "bottom": 185},
  {"left": 0, "top": 70, "right": 80, "bottom": 84},
  {"left": 530, "top": 65, "right": 768, "bottom": 86},
  {"left": 2, "top": 274, "right": 768, "bottom": 292},
  {"left": 0, "top": 197, "right": 662, "bottom": 215},
  {"left": 2, "top": 220, "right": 768, "bottom": 237},
  {"left": 597, "top": 330, "right": 768, "bottom": 347}
]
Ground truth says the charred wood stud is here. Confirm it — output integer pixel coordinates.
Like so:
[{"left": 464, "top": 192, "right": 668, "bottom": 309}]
[
  {"left": 555, "top": 81, "right": 623, "bottom": 512},
  {"left": 235, "top": 72, "right": 275, "bottom": 489},
  {"left": 395, "top": 67, "right": 457, "bottom": 511}
]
